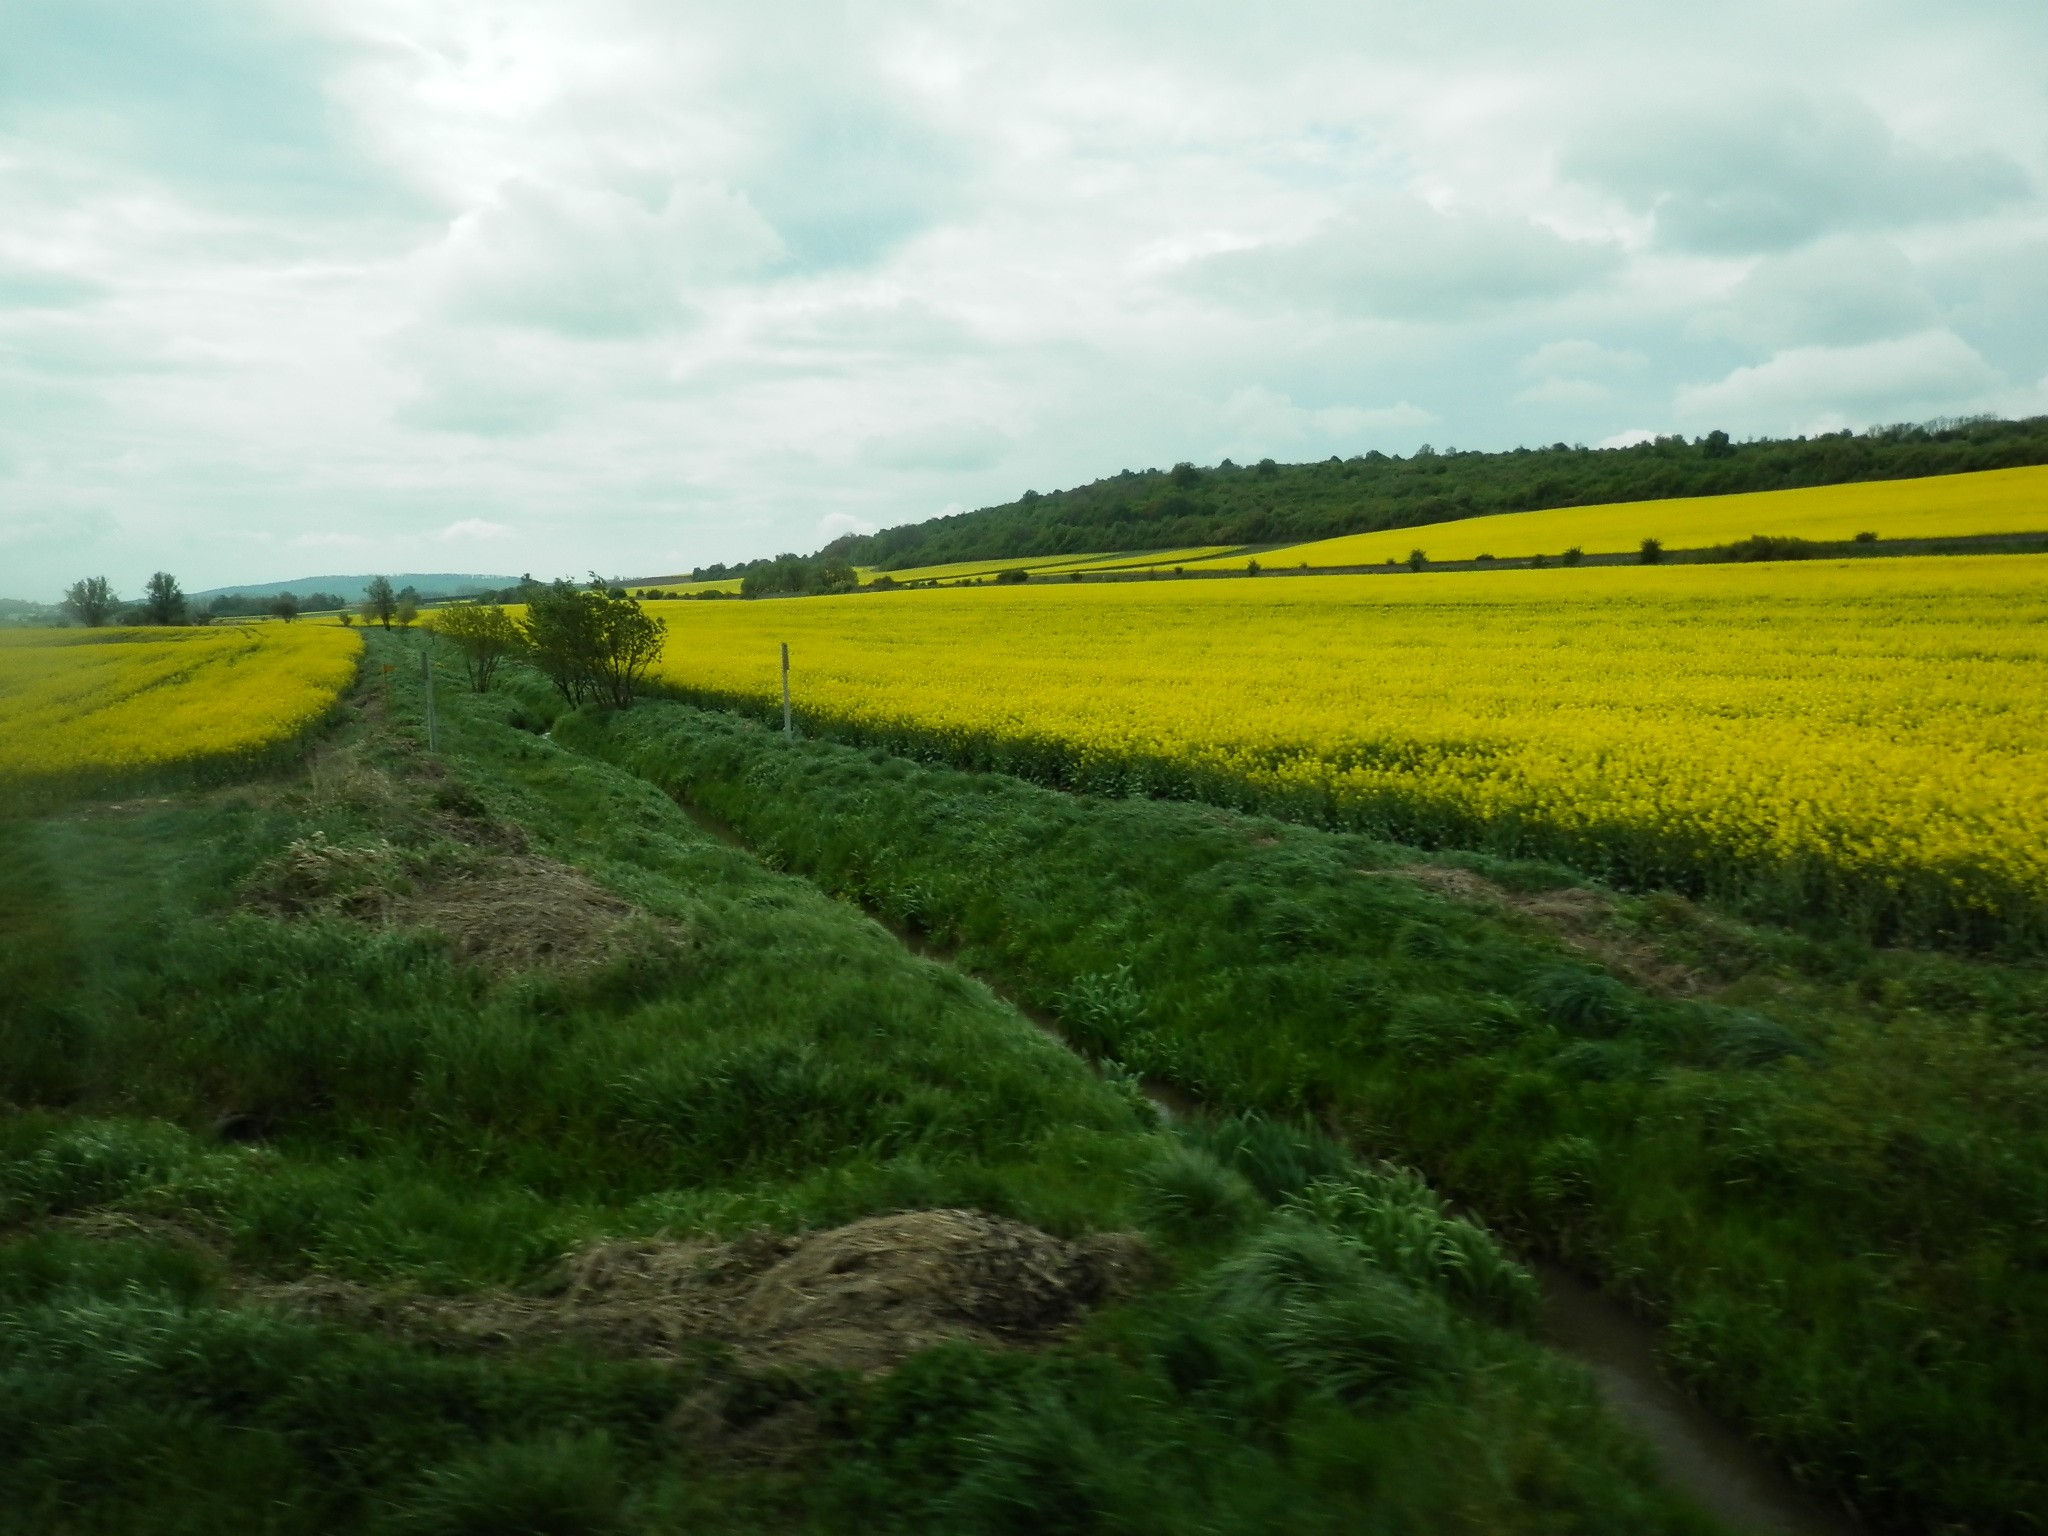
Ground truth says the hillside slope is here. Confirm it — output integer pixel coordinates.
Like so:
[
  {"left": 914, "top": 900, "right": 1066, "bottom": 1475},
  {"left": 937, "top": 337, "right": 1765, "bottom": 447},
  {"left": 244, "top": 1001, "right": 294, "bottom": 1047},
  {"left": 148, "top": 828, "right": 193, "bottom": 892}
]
[{"left": 812, "top": 416, "right": 2048, "bottom": 574}]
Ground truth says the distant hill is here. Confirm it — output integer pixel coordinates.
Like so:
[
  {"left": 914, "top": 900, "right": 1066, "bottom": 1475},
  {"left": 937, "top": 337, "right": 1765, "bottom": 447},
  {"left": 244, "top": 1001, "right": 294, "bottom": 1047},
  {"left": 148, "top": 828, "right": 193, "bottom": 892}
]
[
  {"left": 812, "top": 415, "right": 2048, "bottom": 575},
  {"left": 189, "top": 573, "right": 519, "bottom": 604}
]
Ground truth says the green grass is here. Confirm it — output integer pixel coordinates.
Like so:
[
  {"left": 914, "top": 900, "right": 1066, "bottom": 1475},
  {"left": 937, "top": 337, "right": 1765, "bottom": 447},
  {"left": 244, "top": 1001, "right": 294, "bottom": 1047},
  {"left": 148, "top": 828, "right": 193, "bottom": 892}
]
[
  {"left": 0, "top": 634, "right": 1708, "bottom": 1534},
  {"left": 556, "top": 691, "right": 2048, "bottom": 1534}
]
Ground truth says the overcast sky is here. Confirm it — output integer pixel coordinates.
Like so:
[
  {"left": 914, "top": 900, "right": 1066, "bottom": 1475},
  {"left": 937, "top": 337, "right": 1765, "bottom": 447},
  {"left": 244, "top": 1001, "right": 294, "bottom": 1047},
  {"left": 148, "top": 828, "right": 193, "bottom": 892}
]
[{"left": 3, "top": 0, "right": 2045, "bottom": 597}]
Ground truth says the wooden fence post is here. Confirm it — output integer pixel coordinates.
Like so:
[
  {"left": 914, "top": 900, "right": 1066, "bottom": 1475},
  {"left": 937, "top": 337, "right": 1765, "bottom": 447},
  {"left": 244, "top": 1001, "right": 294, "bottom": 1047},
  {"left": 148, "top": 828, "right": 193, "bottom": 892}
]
[{"left": 421, "top": 646, "right": 438, "bottom": 753}]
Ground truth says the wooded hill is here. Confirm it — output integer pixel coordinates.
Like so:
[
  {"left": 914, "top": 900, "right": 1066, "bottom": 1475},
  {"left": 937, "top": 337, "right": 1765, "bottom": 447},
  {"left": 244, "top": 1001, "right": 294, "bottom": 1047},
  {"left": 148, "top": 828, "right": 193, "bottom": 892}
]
[{"left": 810, "top": 415, "right": 2048, "bottom": 574}]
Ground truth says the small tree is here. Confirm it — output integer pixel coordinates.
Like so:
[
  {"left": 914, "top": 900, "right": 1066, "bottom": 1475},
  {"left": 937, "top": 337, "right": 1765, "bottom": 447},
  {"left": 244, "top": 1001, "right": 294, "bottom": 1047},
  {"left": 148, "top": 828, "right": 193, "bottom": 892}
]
[
  {"left": 143, "top": 571, "right": 186, "bottom": 625},
  {"left": 339, "top": 612, "right": 355, "bottom": 627},
  {"left": 518, "top": 578, "right": 665, "bottom": 707},
  {"left": 1407, "top": 549, "right": 1427, "bottom": 572},
  {"left": 588, "top": 591, "right": 665, "bottom": 707},
  {"left": 435, "top": 603, "right": 523, "bottom": 692},
  {"left": 361, "top": 576, "right": 397, "bottom": 629},
  {"left": 395, "top": 598, "right": 419, "bottom": 629},
  {"left": 270, "top": 592, "right": 299, "bottom": 622},
  {"left": 1639, "top": 538, "right": 1664, "bottom": 565},
  {"left": 1561, "top": 546, "right": 1584, "bottom": 566},
  {"left": 62, "top": 576, "right": 116, "bottom": 627},
  {"left": 521, "top": 580, "right": 607, "bottom": 704}
]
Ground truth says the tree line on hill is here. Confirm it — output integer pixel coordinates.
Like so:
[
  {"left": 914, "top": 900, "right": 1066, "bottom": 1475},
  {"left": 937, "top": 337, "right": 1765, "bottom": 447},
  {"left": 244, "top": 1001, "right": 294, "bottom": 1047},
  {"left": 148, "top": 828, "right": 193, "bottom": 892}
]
[
  {"left": 49, "top": 574, "right": 540, "bottom": 629},
  {"left": 51, "top": 574, "right": 436, "bottom": 628},
  {"left": 810, "top": 414, "right": 2048, "bottom": 573}
]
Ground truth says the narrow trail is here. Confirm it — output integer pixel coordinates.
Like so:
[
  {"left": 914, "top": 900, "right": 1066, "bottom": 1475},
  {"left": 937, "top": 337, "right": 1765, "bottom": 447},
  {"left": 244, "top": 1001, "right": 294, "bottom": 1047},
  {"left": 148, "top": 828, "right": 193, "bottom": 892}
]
[{"left": 657, "top": 781, "right": 1854, "bottom": 1536}]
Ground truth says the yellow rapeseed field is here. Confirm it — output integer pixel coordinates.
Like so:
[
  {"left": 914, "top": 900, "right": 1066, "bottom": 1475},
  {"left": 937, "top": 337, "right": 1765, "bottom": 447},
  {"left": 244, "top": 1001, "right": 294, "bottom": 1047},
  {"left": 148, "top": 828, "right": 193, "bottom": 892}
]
[
  {"left": 859, "top": 547, "right": 1240, "bottom": 585},
  {"left": 1182, "top": 463, "right": 2048, "bottom": 568},
  {"left": 646, "top": 555, "right": 2048, "bottom": 944},
  {"left": 640, "top": 578, "right": 743, "bottom": 596},
  {"left": 0, "top": 623, "right": 361, "bottom": 794}
]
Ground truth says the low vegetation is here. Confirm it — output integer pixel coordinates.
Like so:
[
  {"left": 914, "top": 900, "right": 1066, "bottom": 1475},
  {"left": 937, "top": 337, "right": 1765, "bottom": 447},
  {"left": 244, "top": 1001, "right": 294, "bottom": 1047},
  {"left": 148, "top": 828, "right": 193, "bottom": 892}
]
[
  {"left": 0, "top": 637, "right": 1709, "bottom": 1533},
  {"left": 556, "top": 695, "right": 2048, "bottom": 1533}
]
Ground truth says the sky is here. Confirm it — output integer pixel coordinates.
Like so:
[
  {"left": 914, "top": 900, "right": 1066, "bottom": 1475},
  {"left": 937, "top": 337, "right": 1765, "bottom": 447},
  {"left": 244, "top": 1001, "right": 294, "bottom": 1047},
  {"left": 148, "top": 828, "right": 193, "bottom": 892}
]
[{"left": 2, "top": 0, "right": 2046, "bottom": 598}]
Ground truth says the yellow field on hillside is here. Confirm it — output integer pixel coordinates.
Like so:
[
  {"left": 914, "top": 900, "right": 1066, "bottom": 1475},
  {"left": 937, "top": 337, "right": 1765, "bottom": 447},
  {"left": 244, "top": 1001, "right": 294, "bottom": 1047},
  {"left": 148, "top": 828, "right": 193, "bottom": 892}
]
[
  {"left": 646, "top": 555, "right": 2048, "bottom": 944},
  {"left": 0, "top": 624, "right": 361, "bottom": 793},
  {"left": 1053, "top": 546, "right": 1244, "bottom": 573},
  {"left": 637, "top": 578, "right": 743, "bottom": 596},
  {"left": 1177, "top": 463, "right": 2048, "bottom": 568},
  {"left": 864, "top": 546, "right": 1242, "bottom": 585},
  {"left": 862, "top": 553, "right": 1109, "bottom": 585}
]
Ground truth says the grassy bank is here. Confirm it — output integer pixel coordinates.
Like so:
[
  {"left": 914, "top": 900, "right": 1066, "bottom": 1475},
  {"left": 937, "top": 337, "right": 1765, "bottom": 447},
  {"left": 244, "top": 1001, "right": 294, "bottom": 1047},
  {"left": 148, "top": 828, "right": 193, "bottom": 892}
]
[
  {"left": 0, "top": 633, "right": 1706, "bottom": 1534},
  {"left": 555, "top": 694, "right": 2048, "bottom": 1534}
]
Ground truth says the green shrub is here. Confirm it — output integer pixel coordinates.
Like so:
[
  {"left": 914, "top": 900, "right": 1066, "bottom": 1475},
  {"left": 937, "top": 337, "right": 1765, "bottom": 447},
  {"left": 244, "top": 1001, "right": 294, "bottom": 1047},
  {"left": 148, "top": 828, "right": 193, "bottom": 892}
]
[
  {"left": 1137, "top": 1145, "right": 1261, "bottom": 1244},
  {"left": 385, "top": 1433, "right": 625, "bottom": 1536},
  {"left": 1206, "top": 1221, "right": 1460, "bottom": 1405},
  {"left": 1284, "top": 1169, "right": 1538, "bottom": 1329}
]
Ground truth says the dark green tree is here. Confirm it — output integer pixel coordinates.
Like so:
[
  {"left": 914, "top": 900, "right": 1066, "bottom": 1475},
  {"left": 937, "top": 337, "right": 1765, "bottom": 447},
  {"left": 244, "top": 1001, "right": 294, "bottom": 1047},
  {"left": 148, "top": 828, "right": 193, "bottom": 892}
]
[
  {"left": 519, "top": 578, "right": 664, "bottom": 707},
  {"left": 521, "top": 580, "right": 604, "bottom": 703},
  {"left": 587, "top": 588, "right": 665, "bottom": 707},
  {"left": 62, "top": 576, "right": 116, "bottom": 627},
  {"left": 143, "top": 571, "right": 185, "bottom": 625},
  {"left": 361, "top": 576, "right": 397, "bottom": 629},
  {"left": 270, "top": 592, "right": 299, "bottom": 622}
]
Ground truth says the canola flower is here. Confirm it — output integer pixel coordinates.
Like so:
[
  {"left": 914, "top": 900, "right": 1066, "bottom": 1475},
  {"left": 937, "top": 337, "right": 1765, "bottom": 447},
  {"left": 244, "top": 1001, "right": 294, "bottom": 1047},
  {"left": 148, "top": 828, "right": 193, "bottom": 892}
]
[
  {"left": 1188, "top": 463, "right": 2048, "bottom": 568},
  {"left": 0, "top": 623, "right": 361, "bottom": 796},
  {"left": 870, "top": 547, "right": 1240, "bottom": 585},
  {"left": 647, "top": 554, "right": 2048, "bottom": 947}
]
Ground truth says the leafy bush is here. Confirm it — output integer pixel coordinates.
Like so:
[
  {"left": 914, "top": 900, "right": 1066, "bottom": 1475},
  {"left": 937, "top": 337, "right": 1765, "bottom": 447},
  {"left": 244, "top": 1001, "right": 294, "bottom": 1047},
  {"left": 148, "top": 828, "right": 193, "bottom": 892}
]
[{"left": 519, "top": 580, "right": 664, "bottom": 707}]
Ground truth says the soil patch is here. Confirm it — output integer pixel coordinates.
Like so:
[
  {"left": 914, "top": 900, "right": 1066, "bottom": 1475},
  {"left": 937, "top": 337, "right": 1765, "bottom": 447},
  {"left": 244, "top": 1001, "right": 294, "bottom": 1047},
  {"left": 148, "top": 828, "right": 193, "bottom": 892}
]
[
  {"left": 386, "top": 854, "right": 647, "bottom": 978},
  {"left": 245, "top": 830, "right": 663, "bottom": 979},
  {"left": 1390, "top": 864, "right": 1707, "bottom": 996},
  {"left": 255, "top": 1210, "right": 1151, "bottom": 1378}
]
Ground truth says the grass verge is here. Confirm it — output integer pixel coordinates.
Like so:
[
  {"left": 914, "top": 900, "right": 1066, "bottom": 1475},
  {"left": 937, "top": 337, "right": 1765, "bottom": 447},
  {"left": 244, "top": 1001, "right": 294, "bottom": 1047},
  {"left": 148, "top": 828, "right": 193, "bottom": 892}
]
[
  {"left": 555, "top": 690, "right": 2048, "bottom": 1534},
  {"left": 0, "top": 632, "right": 1707, "bottom": 1534}
]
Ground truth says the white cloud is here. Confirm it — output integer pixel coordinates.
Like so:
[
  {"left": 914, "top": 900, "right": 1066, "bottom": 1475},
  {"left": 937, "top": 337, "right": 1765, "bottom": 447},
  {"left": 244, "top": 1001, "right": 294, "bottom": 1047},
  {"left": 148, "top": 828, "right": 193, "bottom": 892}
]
[
  {"left": 1218, "top": 386, "right": 1436, "bottom": 457},
  {"left": 1694, "top": 237, "right": 1938, "bottom": 351},
  {"left": 816, "top": 511, "right": 877, "bottom": 542},
  {"left": 1674, "top": 330, "right": 2004, "bottom": 435},
  {"left": 1565, "top": 89, "right": 2031, "bottom": 254},
  {"left": 1, "top": 0, "right": 2046, "bottom": 596},
  {"left": 426, "top": 177, "right": 785, "bottom": 336},
  {"left": 439, "top": 517, "right": 512, "bottom": 540},
  {"left": 1514, "top": 340, "right": 1648, "bottom": 404},
  {"left": 859, "top": 421, "right": 1011, "bottom": 473},
  {"left": 1187, "top": 200, "right": 1620, "bottom": 322}
]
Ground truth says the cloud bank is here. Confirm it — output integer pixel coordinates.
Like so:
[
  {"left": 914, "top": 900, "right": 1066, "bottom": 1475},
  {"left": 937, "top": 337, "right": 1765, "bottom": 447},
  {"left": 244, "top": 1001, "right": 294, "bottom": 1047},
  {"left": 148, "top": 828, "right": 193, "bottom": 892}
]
[{"left": 1, "top": 0, "right": 2044, "bottom": 595}]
